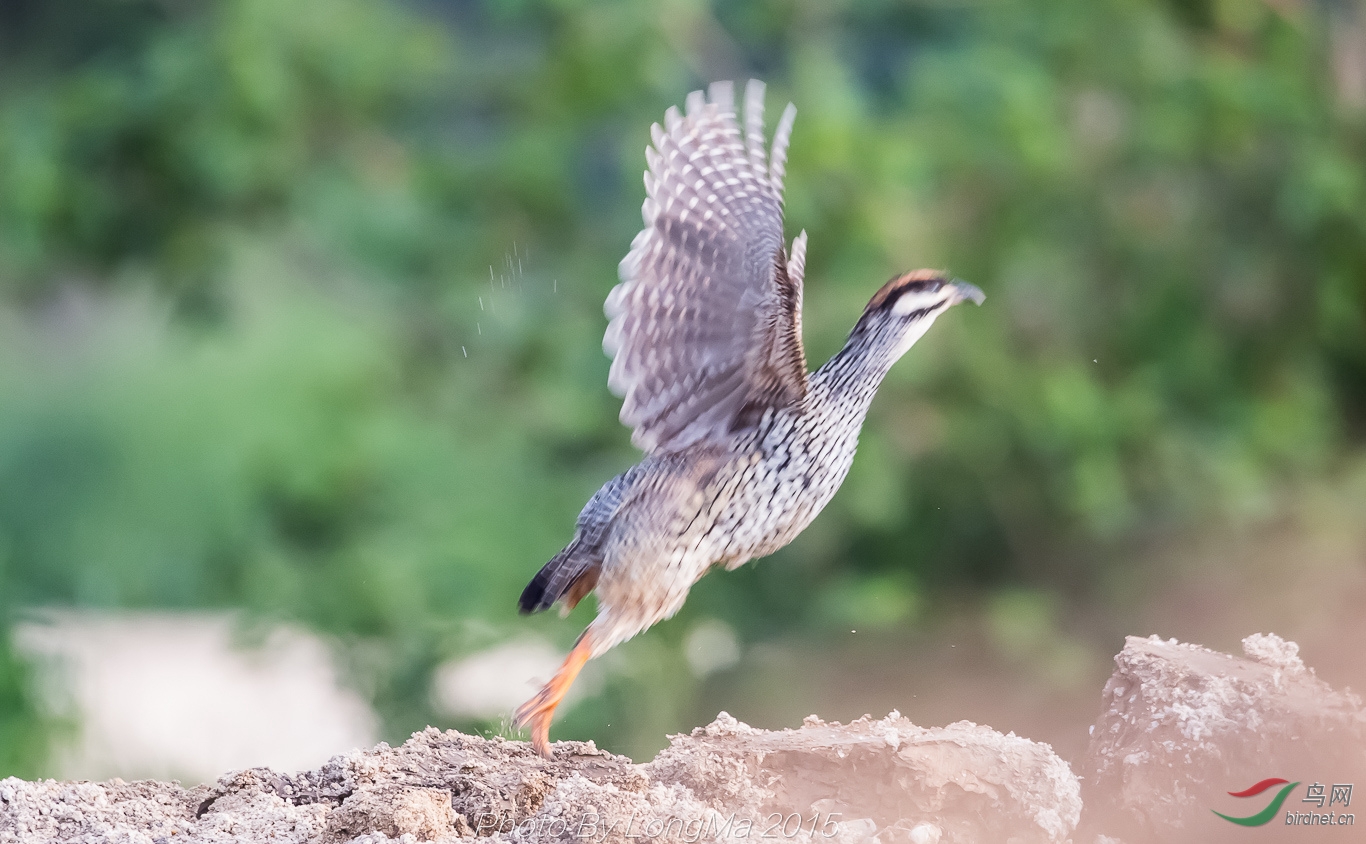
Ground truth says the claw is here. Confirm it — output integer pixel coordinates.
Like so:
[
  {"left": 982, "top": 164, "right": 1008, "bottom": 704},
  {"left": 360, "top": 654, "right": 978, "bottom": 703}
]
[{"left": 514, "top": 633, "right": 593, "bottom": 759}]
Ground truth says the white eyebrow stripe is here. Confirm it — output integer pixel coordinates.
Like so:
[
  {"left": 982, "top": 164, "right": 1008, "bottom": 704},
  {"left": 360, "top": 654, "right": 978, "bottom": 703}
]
[{"left": 890, "top": 290, "right": 947, "bottom": 315}]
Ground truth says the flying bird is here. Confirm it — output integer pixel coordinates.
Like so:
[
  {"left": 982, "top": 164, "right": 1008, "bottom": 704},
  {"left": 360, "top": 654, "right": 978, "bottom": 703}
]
[{"left": 514, "top": 80, "right": 983, "bottom": 757}]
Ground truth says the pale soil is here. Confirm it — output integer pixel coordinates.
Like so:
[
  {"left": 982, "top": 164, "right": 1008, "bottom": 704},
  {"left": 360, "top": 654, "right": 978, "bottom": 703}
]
[{"left": 2, "top": 634, "right": 1362, "bottom": 844}]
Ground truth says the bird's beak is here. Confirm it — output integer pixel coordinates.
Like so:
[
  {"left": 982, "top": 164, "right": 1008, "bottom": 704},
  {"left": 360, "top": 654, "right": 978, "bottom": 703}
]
[{"left": 950, "top": 279, "right": 985, "bottom": 306}]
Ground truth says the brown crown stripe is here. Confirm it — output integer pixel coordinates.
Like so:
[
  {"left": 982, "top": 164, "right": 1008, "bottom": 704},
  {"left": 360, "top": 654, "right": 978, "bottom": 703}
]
[{"left": 865, "top": 269, "right": 951, "bottom": 311}]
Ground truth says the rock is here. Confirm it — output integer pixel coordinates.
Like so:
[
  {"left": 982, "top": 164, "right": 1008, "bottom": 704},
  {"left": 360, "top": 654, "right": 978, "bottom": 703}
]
[
  {"left": 645, "top": 712, "right": 1081, "bottom": 844},
  {"left": 325, "top": 786, "right": 459, "bottom": 842},
  {"left": 1078, "top": 633, "right": 1366, "bottom": 843}
]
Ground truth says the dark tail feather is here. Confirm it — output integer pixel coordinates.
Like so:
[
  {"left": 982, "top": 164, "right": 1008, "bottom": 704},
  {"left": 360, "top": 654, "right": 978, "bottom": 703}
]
[{"left": 518, "top": 539, "right": 596, "bottom": 614}]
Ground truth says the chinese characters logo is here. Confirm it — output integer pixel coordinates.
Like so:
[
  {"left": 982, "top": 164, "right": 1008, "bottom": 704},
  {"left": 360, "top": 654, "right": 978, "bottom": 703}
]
[{"left": 1212, "top": 778, "right": 1354, "bottom": 828}]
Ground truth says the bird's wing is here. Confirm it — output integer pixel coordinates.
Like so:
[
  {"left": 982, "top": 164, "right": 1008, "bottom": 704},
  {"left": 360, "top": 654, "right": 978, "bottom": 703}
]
[{"left": 604, "top": 80, "right": 807, "bottom": 455}]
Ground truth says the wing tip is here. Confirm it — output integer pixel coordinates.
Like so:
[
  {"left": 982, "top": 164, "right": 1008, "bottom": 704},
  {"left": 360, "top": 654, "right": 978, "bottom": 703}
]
[
  {"left": 744, "top": 79, "right": 767, "bottom": 167},
  {"left": 770, "top": 101, "right": 798, "bottom": 192},
  {"left": 685, "top": 89, "right": 706, "bottom": 117},
  {"left": 708, "top": 80, "right": 735, "bottom": 114},
  {"left": 744, "top": 79, "right": 766, "bottom": 110}
]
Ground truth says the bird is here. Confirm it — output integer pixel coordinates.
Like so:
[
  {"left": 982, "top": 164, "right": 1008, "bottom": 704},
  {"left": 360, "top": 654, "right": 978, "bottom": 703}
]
[{"left": 513, "top": 80, "right": 983, "bottom": 758}]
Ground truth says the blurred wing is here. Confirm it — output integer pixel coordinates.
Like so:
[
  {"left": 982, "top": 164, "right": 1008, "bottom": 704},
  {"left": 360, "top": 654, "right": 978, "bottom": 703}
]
[{"left": 605, "top": 80, "right": 807, "bottom": 455}]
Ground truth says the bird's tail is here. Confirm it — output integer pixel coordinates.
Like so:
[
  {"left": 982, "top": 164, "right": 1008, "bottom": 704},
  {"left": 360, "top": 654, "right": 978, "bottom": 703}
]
[{"left": 518, "top": 538, "right": 600, "bottom": 615}]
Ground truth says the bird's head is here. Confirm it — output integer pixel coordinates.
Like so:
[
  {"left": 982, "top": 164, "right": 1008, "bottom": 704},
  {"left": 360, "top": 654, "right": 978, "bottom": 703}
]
[{"left": 854, "top": 270, "right": 985, "bottom": 361}]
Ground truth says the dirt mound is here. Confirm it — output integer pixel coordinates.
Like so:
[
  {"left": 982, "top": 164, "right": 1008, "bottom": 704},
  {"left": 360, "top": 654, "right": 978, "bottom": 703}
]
[
  {"left": 0, "top": 712, "right": 1077, "bottom": 844},
  {"left": 1, "top": 633, "right": 1361, "bottom": 844},
  {"left": 1079, "top": 633, "right": 1366, "bottom": 843}
]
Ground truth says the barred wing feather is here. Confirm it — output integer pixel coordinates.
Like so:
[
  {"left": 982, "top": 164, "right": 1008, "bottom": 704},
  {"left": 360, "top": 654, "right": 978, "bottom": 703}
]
[{"left": 605, "top": 80, "right": 809, "bottom": 455}]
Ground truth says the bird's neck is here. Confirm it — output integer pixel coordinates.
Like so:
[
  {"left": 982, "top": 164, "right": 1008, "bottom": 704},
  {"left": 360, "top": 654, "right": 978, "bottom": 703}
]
[{"left": 812, "top": 315, "right": 936, "bottom": 412}]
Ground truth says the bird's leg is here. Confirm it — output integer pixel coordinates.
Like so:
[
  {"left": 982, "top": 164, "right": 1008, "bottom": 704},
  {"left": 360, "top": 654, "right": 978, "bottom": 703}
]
[{"left": 514, "top": 631, "right": 594, "bottom": 758}]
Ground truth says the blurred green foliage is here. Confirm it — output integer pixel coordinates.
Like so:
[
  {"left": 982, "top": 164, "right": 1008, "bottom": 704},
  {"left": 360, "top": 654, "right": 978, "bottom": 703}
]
[{"left": 0, "top": 0, "right": 1362, "bottom": 768}]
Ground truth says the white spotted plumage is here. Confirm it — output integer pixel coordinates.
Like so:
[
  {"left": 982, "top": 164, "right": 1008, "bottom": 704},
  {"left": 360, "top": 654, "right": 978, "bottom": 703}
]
[{"left": 515, "top": 81, "right": 982, "bottom": 757}]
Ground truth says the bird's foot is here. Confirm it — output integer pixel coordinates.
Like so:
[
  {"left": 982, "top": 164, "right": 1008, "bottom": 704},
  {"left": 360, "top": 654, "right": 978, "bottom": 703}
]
[
  {"left": 514, "top": 634, "right": 593, "bottom": 759},
  {"left": 513, "top": 686, "right": 559, "bottom": 758}
]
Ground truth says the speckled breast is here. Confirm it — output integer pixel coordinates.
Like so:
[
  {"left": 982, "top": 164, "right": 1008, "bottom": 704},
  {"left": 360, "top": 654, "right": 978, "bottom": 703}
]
[{"left": 698, "top": 400, "right": 863, "bottom": 570}]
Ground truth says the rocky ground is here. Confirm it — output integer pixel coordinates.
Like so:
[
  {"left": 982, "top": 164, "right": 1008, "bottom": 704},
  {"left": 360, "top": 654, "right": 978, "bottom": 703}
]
[{"left": 1, "top": 633, "right": 1362, "bottom": 844}]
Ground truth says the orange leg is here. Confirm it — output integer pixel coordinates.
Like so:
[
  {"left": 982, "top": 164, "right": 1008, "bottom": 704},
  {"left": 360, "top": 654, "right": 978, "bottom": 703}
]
[{"left": 514, "top": 632, "right": 594, "bottom": 758}]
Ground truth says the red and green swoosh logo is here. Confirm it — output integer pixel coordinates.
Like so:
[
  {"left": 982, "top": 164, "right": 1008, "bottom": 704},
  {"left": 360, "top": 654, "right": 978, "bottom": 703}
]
[{"left": 1213, "top": 778, "right": 1301, "bottom": 826}]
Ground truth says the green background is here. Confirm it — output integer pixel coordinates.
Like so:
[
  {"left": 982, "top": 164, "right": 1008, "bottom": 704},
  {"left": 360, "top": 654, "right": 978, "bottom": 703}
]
[{"left": 0, "top": 0, "right": 1363, "bottom": 774}]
